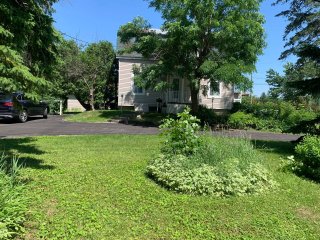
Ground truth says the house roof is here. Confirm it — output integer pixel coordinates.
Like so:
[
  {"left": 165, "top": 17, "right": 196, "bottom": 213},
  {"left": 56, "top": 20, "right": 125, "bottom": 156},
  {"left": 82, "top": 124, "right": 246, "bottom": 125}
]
[{"left": 116, "top": 28, "right": 165, "bottom": 60}]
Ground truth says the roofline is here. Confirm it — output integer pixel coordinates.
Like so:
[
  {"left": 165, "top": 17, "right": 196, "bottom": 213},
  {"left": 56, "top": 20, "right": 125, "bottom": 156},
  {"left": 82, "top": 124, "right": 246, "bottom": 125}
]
[
  {"left": 116, "top": 55, "right": 144, "bottom": 60},
  {"left": 116, "top": 55, "right": 157, "bottom": 62}
]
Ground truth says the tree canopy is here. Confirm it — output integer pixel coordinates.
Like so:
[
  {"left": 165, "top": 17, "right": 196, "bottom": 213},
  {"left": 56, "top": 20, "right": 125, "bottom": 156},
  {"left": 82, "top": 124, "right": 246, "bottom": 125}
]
[
  {"left": 274, "top": 0, "right": 320, "bottom": 96},
  {"left": 0, "top": 0, "right": 59, "bottom": 99},
  {"left": 266, "top": 63, "right": 312, "bottom": 100},
  {"left": 118, "top": 0, "right": 266, "bottom": 112},
  {"left": 57, "top": 40, "right": 115, "bottom": 111}
]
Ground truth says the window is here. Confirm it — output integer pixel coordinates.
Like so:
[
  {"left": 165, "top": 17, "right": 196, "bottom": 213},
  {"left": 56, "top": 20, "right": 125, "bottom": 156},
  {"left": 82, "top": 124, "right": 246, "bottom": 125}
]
[
  {"left": 209, "top": 81, "right": 220, "bottom": 97},
  {"left": 131, "top": 73, "right": 144, "bottom": 95},
  {"left": 172, "top": 79, "right": 180, "bottom": 99}
]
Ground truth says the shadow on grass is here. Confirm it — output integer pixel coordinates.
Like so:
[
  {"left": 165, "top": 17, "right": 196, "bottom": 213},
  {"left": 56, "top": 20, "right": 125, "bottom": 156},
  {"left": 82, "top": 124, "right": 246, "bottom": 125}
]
[
  {"left": 20, "top": 156, "right": 55, "bottom": 170},
  {"left": 0, "top": 137, "right": 55, "bottom": 170},
  {"left": 252, "top": 140, "right": 295, "bottom": 156},
  {"left": 98, "top": 110, "right": 135, "bottom": 119},
  {"left": 63, "top": 111, "right": 83, "bottom": 115},
  {"left": 127, "top": 112, "right": 173, "bottom": 127}
]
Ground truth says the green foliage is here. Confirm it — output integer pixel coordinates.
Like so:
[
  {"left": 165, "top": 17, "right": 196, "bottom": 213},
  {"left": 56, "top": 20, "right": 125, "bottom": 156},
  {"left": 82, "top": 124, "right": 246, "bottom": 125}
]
[
  {"left": 160, "top": 107, "right": 202, "bottom": 155},
  {"left": 64, "top": 110, "right": 134, "bottom": 122},
  {"left": 2, "top": 136, "right": 320, "bottom": 238},
  {"left": 193, "top": 104, "right": 220, "bottom": 126},
  {"left": 273, "top": 0, "right": 320, "bottom": 96},
  {"left": 0, "top": 154, "right": 27, "bottom": 239},
  {"left": 55, "top": 40, "right": 115, "bottom": 110},
  {"left": 118, "top": 0, "right": 266, "bottom": 111},
  {"left": 149, "top": 109, "right": 275, "bottom": 196},
  {"left": 230, "top": 97, "right": 319, "bottom": 132},
  {"left": 274, "top": 0, "right": 319, "bottom": 59},
  {"left": 0, "top": 0, "right": 59, "bottom": 100},
  {"left": 147, "top": 136, "right": 276, "bottom": 197},
  {"left": 228, "top": 111, "right": 257, "bottom": 129},
  {"left": 0, "top": 39, "right": 49, "bottom": 100},
  {"left": 44, "top": 97, "right": 61, "bottom": 114},
  {"left": 288, "top": 116, "right": 320, "bottom": 135},
  {"left": 266, "top": 61, "right": 320, "bottom": 100},
  {"left": 295, "top": 135, "right": 320, "bottom": 181},
  {"left": 81, "top": 41, "right": 115, "bottom": 110}
]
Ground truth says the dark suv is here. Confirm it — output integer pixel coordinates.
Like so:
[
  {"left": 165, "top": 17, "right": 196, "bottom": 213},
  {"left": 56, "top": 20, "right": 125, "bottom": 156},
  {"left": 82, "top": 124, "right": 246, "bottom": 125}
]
[{"left": 0, "top": 92, "right": 49, "bottom": 123}]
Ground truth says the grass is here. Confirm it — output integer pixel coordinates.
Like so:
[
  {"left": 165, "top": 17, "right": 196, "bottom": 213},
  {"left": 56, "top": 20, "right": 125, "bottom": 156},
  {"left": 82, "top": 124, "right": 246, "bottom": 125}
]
[
  {"left": 1, "top": 135, "right": 320, "bottom": 239},
  {"left": 63, "top": 110, "right": 134, "bottom": 123},
  {"left": 64, "top": 110, "right": 169, "bottom": 126}
]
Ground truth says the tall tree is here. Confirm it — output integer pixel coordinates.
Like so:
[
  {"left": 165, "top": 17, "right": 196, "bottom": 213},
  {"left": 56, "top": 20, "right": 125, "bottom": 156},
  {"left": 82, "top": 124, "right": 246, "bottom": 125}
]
[
  {"left": 266, "top": 63, "right": 309, "bottom": 100},
  {"left": 57, "top": 40, "right": 115, "bottom": 111},
  {"left": 0, "top": 0, "right": 59, "bottom": 99},
  {"left": 274, "top": 0, "right": 320, "bottom": 96},
  {"left": 81, "top": 41, "right": 115, "bottom": 110},
  {"left": 118, "top": 0, "right": 265, "bottom": 112},
  {"left": 50, "top": 39, "right": 82, "bottom": 100}
]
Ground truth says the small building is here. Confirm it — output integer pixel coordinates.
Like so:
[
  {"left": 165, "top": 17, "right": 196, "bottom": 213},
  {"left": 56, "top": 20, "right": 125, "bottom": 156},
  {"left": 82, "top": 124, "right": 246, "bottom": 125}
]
[{"left": 67, "top": 95, "right": 86, "bottom": 112}]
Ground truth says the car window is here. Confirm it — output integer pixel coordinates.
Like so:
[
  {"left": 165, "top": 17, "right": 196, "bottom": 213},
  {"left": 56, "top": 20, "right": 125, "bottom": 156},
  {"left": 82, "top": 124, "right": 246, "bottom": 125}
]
[{"left": 0, "top": 94, "right": 12, "bottom": 101}]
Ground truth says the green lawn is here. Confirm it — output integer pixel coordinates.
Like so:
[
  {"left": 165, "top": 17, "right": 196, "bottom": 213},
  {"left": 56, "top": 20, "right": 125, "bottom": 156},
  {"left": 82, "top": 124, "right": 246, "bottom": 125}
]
[
  {"left": 64, "top": 110, "right": 135, "bottom": 122},
  {"left": 64, "top": 110, "right": 168, "bottom": 126},
  {"left": 1, "top": 135, "right": 320, "bottom": 239}
]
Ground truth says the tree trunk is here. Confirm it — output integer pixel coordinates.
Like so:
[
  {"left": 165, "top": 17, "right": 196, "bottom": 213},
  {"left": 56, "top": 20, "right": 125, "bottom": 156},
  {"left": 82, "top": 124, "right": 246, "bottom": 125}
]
[
  {"left": 89, "top": 88, "right": 95, "bottom": 111},
  {"left": 190, "top": 86, "right": 199, "bottom": 113}
]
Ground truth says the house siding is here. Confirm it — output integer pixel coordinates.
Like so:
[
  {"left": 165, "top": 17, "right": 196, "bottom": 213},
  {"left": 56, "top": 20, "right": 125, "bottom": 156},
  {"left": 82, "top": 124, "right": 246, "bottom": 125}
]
[
  {"left": 118, "top": 57, "right": 234, "bottom": 112},
  {"left": 199, "top": 81, "right": 234, "bottom": 110},
  {"left": 118, "top": 58, "right": 163, "bottom": 112}
]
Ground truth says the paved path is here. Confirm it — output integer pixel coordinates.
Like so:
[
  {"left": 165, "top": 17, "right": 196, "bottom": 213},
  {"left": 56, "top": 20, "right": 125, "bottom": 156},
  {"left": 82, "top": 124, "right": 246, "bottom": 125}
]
[
  {"left": 0, "top": 115, "right": 158, "bottom": 138},
  {"left": 0, "top": 115, "right": 302, "bottom": 141}
]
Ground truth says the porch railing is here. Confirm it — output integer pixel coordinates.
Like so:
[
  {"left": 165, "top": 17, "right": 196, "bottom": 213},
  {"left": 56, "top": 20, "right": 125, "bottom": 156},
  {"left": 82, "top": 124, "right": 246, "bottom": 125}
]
[{"left": 166, "top": 90, "right": 190, "bottom": 103}]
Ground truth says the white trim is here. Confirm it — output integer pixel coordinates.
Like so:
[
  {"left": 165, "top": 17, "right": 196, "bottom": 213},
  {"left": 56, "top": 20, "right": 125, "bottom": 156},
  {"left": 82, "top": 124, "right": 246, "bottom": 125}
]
[{"left": 208, "top": 81, "right": 221, "bottom": 98}]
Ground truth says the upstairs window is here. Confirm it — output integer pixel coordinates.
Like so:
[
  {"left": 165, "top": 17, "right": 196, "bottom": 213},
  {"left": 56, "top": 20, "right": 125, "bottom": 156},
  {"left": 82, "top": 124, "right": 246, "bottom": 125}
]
[
  {"left": 209, "top": 81, "right": 220, "bottom": 97},
  {"left": 131, "top": 73, "right": 144, "bottom": 95}
]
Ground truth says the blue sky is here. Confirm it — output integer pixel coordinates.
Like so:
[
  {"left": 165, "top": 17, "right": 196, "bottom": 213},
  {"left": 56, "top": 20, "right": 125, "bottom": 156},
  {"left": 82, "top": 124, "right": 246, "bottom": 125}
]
[{"left": 53, "top": 0, "right": 294, "bottom": 96}]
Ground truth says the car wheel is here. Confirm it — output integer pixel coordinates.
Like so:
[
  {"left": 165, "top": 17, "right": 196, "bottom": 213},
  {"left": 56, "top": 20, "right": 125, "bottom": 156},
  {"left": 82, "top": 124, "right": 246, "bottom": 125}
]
[
  {"left": 43, "top": 108, "right": 48, "bottom": 119},
  {"left": 18, "top": 110, "right": 28, "bottom": 123}
]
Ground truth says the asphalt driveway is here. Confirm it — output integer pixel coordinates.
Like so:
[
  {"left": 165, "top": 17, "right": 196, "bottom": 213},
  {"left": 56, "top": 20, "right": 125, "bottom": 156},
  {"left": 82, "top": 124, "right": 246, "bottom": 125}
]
[
  {"left": 0, "top": 115, "right": 302, "bottom": 141},
  {"left": 0, "top": 115, "right": 158, "bottom": 138}
]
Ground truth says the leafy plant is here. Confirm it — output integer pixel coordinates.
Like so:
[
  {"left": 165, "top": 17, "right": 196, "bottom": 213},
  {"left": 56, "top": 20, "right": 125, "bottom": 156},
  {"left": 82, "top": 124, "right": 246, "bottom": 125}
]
[
  {"left": 230, "top": 97, "right": 319, "bottom": 133},
  {"left": 149, "top": 110, "right": 275, "bottom": 197},
  {"left": 288, "top": 116, "right": 320, "bottom": 135},
  {"left": 295, "top": 135, "right": 320, "bottom": 181},
  {"left": 193, "top": 104, "right": 218, "bottom": 126},
  {"left": 147, "top": 136, "right": 276, "bottom": 196},
  {"left": 0, "top": 154, "right": 27, "bottom": 239},
  {"left": 160, "top": 107, "right": 202, "bottom": 156},
  {"left": 228, "top": 111, "right": 257, "bottom": 129}
]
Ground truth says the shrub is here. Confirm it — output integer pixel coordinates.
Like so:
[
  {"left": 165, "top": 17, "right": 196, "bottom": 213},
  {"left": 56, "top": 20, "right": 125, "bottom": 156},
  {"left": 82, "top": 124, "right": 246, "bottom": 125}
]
[
  {"left": 44, "top": 96, "right": 62, "bottom": 114},
  {"left": 160, "top": 107, "right": 203, "bottom": 156},
  {"left": 0, "top": 154, "right": 27, "bottom": 239},
  {"left": 147, "top": 137, "right": 276, "bottom": 196},
  {"left": 193, "top": 104, "right": 218, "bottom": 126},
  {"left": 287, "top": 116, "right": 320, "bottom": 135},
  {"left": 284, "top": 109, "right": 317, "bottom": 130},
  {"left": 295, "top": 135, "right": 320, "bottom": 181},
  {"left": 228, "top": 112, "right": 257, "bottom": 129},
  {"left": 230, "top": 98, "right": 319, "bottom": 133},
  {"left": 148, "top": 111, "right": 276, "bottom": 197},
  {"left": 230, "top": 102, "right": 242, "bottom": 113}
]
